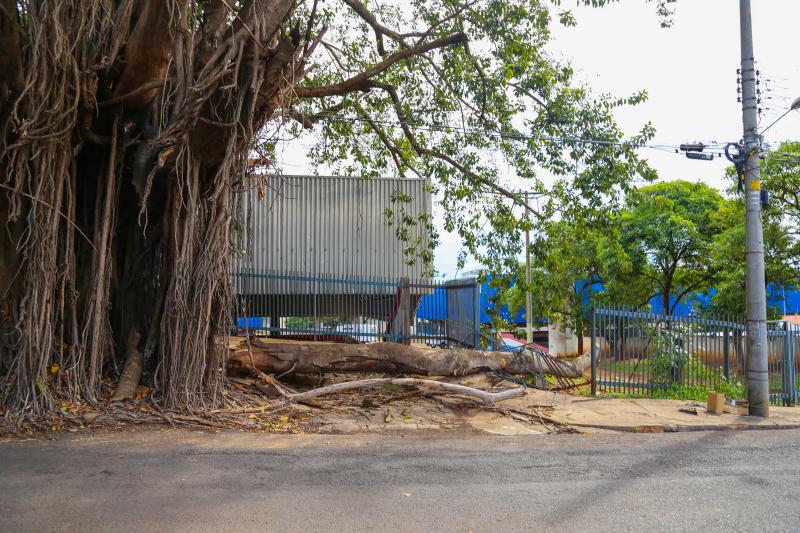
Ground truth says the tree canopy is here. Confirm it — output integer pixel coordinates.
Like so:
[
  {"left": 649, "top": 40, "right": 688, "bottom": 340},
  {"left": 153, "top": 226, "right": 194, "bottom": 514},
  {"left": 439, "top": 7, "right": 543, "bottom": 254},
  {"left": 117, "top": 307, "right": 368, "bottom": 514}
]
[
  {"left": 617, "top": 180, "right": 723, "bottom": 315},
  {"left": 706, "top": 142, "right": 800, "bottom": 317},
  {"left": 508, "top": 156, "right": 800, "bottom": 339},
  {"left": 762, "top": 141, "right": 800, "bottom": 245},
  {"left": 290, "top": 0, "right": 659, "bottom": 273},
  {"left": 504, "top": 180, "right": 724, "bottom": 346},
  {"left": 503, "top": 208, "right": 644, "bottom": 351}
]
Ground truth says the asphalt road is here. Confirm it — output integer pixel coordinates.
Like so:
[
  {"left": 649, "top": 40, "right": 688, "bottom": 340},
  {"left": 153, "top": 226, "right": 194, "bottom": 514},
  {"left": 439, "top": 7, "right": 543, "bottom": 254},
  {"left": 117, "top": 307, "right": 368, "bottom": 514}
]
[{"left": 1, "top": 428, "right": 799, "bottom": 532}]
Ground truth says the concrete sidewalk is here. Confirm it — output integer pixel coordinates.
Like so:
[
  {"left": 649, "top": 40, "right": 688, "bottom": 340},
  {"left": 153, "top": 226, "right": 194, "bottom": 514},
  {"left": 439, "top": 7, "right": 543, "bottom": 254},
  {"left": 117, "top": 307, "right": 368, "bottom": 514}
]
[{"left": 499, "top": 388, "right": 800, "bottom": 434}]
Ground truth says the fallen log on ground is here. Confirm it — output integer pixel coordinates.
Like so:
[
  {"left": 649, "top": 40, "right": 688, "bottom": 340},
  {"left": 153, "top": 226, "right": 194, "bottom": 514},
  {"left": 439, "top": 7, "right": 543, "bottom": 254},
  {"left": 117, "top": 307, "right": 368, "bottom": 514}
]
[
  {"left": 209, "top": 376, "right": 525, "bottom": 415},
  {"left": 229, "top": 338, "right": 591, "bottom": 379},
  {"left": 280, "top": 378, "right": 525, "bottom": 405}
]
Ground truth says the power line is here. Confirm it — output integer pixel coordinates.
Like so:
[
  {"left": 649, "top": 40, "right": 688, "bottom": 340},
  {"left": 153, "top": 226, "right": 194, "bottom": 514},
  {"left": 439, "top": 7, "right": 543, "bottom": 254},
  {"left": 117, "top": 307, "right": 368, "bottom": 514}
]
[
  {"left": 759, "top": 107, "right": 795, "bottom": 136},
  {"left": 311, "top": 114, "right": 731, "bottom": 159}
]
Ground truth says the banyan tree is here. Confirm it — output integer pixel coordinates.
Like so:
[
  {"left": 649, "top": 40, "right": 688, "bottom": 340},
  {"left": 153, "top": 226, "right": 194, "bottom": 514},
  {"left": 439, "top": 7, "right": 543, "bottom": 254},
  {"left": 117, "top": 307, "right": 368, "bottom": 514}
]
[{"left": 0, "top": 0, "right": 660, "bottom": 414}]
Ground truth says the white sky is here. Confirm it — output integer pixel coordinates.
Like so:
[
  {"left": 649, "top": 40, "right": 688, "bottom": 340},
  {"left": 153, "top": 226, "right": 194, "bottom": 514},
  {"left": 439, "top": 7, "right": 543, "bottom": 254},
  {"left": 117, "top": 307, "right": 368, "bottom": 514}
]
[{"left": 276, "top": 1, "right": 800, "bottom": 278}]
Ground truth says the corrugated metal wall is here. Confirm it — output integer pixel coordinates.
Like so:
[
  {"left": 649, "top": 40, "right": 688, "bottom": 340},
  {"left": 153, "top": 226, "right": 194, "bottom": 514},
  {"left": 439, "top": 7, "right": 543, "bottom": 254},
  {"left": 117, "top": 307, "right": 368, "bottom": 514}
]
[{"left": 234, "top": 175, "right": 432, "bottom": 291}]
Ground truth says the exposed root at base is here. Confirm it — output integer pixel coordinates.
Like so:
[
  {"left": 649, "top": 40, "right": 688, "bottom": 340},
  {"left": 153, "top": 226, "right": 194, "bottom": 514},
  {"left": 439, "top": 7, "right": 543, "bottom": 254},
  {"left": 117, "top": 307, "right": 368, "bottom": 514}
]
[{"left": 1, "top": 373, "right": 565, "bottom": 439}]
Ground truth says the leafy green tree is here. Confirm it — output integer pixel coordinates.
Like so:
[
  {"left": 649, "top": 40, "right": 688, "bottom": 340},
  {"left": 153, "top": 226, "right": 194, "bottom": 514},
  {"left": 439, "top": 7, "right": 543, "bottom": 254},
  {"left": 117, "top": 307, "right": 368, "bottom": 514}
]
[
  {"left": 706, "top": 144, "right": 800, "bottom": 317},
  {"left": 505, "top": 180, "right": 731, "bottom": 348},
  {"left": 617, "top": 181, "right": 723, "bottom": 316},
  {"left": 708, "top": 199, "right": 797, "bottom": 318},
  {"left": 763, "top": 141, "right": 800, "bottom": 246},
  {"left": 504, "top": 210, "right": 649, "bottom": 353}
]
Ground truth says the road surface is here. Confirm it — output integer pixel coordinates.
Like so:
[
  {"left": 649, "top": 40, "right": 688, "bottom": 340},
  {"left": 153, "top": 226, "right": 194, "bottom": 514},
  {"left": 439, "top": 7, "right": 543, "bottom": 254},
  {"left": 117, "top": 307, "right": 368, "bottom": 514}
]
[{"left": 1, "top": 428, "right": 799, "bottom": 532}]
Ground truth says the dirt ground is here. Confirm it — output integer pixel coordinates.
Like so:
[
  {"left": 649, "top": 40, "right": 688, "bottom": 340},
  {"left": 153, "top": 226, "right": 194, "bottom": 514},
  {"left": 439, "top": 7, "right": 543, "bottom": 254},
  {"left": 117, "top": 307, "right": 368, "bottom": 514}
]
[
  {"left": 4, "top": 371, "right": 800, "bottom": 441},
  {"left": 292, "top": 374, "right": 564, "bottom": 436}
]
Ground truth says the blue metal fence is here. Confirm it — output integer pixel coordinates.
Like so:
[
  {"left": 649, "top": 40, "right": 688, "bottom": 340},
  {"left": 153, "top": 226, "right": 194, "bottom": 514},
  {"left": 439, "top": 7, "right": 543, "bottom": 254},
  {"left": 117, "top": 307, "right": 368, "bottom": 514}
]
[
  {"left": 590, "top": 305, "right": 799, "bottom": 406},
  {"left": 233, "top": 271, "right": 480, "bottom": 348}
]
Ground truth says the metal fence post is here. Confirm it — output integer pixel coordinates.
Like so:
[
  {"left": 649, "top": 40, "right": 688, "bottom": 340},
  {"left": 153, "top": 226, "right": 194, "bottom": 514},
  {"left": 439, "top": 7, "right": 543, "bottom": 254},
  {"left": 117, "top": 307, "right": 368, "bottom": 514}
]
[
  {"left": 784, "top": 321, "right": 794, "bottom": 406},
  {"left": 473, "top": 279, "right": 480, "bottom": 349},
  {"left": 313, "top": 277, "right": 318, "bottom": 342},
  {"left": 590, "top": 305, "right": 597, "bottom": 396},
  {"left": 790, "top": 324, "right": 797, "bottom": 406},
  {"left": 400, "top": 277, "right": 410, "bottom": 345},
  {"left": 723, "top": 327, "right": 731, "bottom": 382}
]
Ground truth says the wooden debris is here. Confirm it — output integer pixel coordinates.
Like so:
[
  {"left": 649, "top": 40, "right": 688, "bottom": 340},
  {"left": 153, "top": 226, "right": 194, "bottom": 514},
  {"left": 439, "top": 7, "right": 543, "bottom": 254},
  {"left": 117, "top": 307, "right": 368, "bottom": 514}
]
[{"left": 276, "top": 378, "right": 525, "bottom": 406}]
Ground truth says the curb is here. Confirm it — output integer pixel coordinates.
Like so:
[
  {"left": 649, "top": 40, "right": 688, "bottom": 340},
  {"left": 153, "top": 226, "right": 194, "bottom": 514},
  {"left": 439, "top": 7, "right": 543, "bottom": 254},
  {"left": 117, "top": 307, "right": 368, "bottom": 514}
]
[{"left": 568, "top": 422, "right": 800, "bottom": 433}]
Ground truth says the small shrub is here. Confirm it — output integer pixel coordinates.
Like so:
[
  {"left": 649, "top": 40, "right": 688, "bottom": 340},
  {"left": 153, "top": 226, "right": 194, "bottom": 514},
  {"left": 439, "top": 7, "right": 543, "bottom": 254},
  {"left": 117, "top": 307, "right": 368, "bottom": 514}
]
[
  {"left": 650, "top": 332, "right": 690, "bottom": 384},
  {"left": 716, "top": 377, "right": 746, "bottom": 400}
]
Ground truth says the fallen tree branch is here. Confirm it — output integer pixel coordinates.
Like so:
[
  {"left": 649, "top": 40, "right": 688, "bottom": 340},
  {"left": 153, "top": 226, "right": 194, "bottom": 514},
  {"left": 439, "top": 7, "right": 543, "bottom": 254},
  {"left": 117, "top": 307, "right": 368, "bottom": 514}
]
[
  {"left": 210, "top": 404, "right": 283, "bottom": 415},
  {"left": 279, "top": 378, "right": 524, "bottom": 405},
  {"left": 229, "top": 338, "right": 592, "bottom": 379},
  {"left": 246, "top": 365, "right": 296, "bottom": 396}
]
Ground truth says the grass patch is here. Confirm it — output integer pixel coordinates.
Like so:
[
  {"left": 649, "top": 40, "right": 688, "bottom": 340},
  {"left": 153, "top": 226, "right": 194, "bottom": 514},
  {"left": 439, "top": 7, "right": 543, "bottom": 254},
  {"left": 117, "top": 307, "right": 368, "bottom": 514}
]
[
  {"left": 589, "top": 379, "right": 800, "bottom": 404},
  {"left": 591, "top": 377, "right": 747, "bottom": 401},
  {"left": 593, "top": 337, "right": 748, "bottom": 401}
]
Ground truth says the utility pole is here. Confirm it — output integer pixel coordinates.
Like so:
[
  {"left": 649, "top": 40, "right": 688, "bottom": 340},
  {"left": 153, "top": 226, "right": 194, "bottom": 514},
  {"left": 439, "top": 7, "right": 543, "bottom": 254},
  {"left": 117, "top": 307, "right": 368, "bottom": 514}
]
[
  {"left": 739, "top": 0, "right": 769, "bottom": 417},
  {"left": 524, "top": 191, "right": 533, "bottom": 344}
]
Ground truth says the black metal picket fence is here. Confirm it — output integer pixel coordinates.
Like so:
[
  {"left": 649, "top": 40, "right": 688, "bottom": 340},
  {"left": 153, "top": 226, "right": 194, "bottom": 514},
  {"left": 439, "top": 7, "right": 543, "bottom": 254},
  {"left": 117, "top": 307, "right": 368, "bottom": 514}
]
[
  {"left": 232, "top": 271, "right": 481, "bottom": 348},
  {"left": 590, "top": 305, "right": 799, "bottom": 406}
]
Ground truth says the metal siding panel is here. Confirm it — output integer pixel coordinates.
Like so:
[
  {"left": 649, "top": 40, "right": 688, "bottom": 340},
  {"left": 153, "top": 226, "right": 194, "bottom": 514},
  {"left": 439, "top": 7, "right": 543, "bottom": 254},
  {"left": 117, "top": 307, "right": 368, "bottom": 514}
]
[{"left": 235, "top": 176, "right": 431, "bottom": 292}]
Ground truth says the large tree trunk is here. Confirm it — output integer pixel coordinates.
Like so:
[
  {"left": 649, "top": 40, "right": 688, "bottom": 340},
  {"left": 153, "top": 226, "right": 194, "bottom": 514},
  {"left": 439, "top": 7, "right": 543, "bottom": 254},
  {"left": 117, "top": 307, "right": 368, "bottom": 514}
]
[
  {"left": 229, "top": 338, "right": 592, "bottom": 378},
  {"left": 0, "top": 0, "right": 304, "bottom": 412}
]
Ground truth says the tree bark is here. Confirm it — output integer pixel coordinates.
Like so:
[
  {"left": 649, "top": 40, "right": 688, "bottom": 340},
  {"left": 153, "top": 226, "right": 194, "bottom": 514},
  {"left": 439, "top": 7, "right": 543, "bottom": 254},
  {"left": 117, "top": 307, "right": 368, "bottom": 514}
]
[
  {"left": 0, "top": 0, "right": 24, "bottom": 375},
  {"left": 110, "top": 0, "right": 172, "bottom": 109},
  {"left": 229, "top": 338, "right": 592, "bottom": 378},
  {"left": 111, "top": 328, "right": 143, "bottom": 401}
]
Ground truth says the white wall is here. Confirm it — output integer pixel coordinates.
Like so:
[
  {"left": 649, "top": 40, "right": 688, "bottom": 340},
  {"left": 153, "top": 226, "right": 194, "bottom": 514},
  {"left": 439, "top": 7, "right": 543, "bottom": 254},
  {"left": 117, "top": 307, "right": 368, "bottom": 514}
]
[{"left": 548, "top": 321, "right": 579, "bottom": 357}]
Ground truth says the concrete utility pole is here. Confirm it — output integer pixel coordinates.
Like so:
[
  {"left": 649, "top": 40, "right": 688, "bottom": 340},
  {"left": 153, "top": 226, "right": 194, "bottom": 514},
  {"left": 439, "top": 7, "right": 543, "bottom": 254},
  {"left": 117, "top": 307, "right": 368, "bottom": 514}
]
[
  {"left": 524, "top": 191, "right": 533, "bottom": 344},
  {"left": 739, "top": 0, "right": 769, "bottom": 417}
]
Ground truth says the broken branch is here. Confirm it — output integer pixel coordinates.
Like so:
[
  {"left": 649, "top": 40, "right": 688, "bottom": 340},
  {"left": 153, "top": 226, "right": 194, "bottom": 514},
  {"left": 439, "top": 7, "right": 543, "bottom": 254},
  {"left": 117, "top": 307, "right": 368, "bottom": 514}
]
[{"left": 281, "top": 378, "right": 525, "bottom": 405}]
